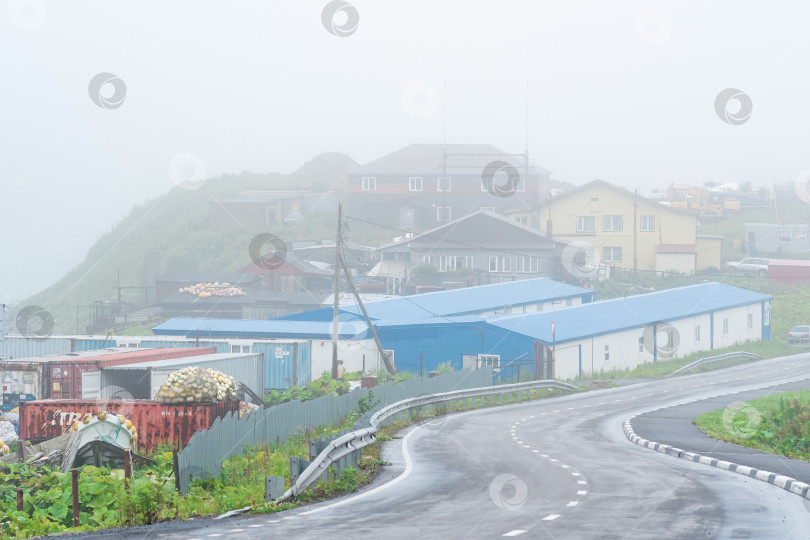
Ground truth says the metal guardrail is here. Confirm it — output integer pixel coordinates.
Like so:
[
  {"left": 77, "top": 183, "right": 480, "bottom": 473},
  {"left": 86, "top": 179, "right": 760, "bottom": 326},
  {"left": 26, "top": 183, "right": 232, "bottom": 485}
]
[
  {"left": 669, "top": 351, "right": 761, "bottom": 376},
  {"left": 278, "top": 378, "right": 578, "bottom": 501}
]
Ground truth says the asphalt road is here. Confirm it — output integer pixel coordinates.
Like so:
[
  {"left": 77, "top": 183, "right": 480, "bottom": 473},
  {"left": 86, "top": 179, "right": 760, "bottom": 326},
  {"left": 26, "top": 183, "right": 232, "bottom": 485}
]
[{"left": 71, "top": 353, "right": 810, "bottom": 539}]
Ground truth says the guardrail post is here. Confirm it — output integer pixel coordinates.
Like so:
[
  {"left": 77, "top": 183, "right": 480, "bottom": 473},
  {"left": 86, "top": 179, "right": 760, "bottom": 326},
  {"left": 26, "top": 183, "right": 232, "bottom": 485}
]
[{"left": 265, "top": 476, "right": 284, "bottom": 501}]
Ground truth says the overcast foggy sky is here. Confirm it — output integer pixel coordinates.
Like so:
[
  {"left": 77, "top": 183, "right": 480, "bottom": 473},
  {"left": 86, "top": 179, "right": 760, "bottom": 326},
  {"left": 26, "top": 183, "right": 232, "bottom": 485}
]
[{"left": 2, "top": 0, "right": 810, "bottom": 305}]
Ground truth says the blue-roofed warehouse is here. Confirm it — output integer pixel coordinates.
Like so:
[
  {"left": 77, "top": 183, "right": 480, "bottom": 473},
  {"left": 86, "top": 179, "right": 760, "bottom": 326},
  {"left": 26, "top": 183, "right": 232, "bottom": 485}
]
[
  {"left": 153, "top": 281, "right": 771, "bottom": 381},
  {"left": 153, "top": 279, "right": 595, "bottom": 379},
  {"left": 273, "top": 278, "right": 595, "bottom": 322},
  {"left": 372, "top": 282, "right": 772, "bottom": 379}
]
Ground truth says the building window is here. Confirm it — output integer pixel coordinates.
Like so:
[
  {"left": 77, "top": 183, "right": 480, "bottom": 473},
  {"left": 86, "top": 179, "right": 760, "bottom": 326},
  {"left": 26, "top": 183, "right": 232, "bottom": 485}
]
[
  {"left": 437, "top": 177, "right": 452, "bottom": 192},
  {"left": 514, "top": 216, "right": 528, "bottom": 225},
  {"left": 603, "top": 215, "right": 623, "bottom": 232},
  {"left": 797, "top": 230, "right": 807, "bottom": 242},
  {"left": 478, "top": 354, "right": 500, "bottom": 368},
  {"left": 638, "top": 336, "right": 644, "bottom": 352},
  {"left": 747, "top": 313, "right": 753, "bottom": 330},
  {"left": 723, "top": 318, "right": 729, "bottom": 334},
  {"left": 489, "top": 256, "right": 512, "bottom": 272},
  {"left": 576, "top": 216, "right": 596, "bottom": 233},
  {"left": 640, "top": 215, "right": 655, "bottom": 232},
  {"left": 602, "top": 247, "right": 622, "bottom": 263},
  {"left": 439, "top": 256, "right": 456, "bottom": 272},
  {"left": 566, "top": 298, "right": 573, "bottom": 307},
  {"left": 694, "top": 325, "right": 701, "bottom": 342},
  {"left": 362, "top": 177, "right": 376, "bottom": 191},
  {"left": 604, "top": 344, "right": 610, "bottom": 361},
  {"left": 516, "top": 256, "right": 538, "bottom": 273},
  {"left": 409, "top": 177, "right": 423, "bottom": 191},
  {"left": 437, "top": 207, "right": 451, "bottom": 221},
  {"left": 778, "top": 230, "right": 792, "bottom": 243}
]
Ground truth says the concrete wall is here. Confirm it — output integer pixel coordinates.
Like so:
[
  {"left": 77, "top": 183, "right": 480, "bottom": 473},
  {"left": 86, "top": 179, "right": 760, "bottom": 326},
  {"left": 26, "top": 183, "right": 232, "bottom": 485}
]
[
  {"left": 310, "top": 338, "right": 381, "bottom": 377},
  {"left": 655, "top": 253, "right": 696, "bottom": 274},
  {"left": 696, "top": 236, "right": 723, "bottom": 270}
]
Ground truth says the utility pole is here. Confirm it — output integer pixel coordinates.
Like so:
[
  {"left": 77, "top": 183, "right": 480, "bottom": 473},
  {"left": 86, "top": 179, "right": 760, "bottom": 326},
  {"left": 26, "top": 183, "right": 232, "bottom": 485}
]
[
  {"left": 633, "top": 188, "right": 638, "bottom": 288},
  {"left": 331, "top": 200, "right": 342, "bottom": 379},
  {"left": 338, "top": 253, "right": 396, "bottom": 374}
]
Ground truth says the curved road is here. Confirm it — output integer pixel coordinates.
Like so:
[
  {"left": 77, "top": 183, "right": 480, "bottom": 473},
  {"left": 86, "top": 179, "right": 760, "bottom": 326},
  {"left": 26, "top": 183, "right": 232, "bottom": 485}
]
[{"left": 78, "top": 353, "right": 810, "bottom": 539}]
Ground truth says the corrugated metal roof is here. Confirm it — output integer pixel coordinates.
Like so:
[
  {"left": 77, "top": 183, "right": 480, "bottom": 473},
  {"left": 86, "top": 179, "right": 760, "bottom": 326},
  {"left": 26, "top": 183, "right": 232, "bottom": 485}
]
[
  {"left": 101, "top": 352, "right": 262, "bottom": 370},
  {"left": 483, "top": 282, "right": 771, "bottom": 343},
  {"left": 274, "top": 278, "right": 593, "bottom": 322},
  {"left": 350, "top": 143, "right": 551, "bottom": 176},
  {"left": 152, "top": 318, "right": 370, "bottom": 340}
]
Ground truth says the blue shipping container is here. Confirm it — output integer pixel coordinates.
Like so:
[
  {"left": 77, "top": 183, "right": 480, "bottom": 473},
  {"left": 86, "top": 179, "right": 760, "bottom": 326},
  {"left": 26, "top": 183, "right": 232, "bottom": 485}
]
[{"left": 255, "top": 341, "right": 311, "bottom": 391}]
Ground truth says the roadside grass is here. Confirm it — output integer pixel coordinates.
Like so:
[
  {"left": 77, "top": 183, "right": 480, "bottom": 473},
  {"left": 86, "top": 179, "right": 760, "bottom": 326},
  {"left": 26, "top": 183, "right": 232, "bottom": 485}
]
[
  {"left": 572, "top": 339, "right": 809, "bottom": 382},
  {"left": 693, "top": 390, "right": 810, "bottom": 462}
]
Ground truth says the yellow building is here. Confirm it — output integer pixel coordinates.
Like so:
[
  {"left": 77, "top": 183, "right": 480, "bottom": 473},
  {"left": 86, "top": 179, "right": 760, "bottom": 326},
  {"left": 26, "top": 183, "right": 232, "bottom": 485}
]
[{"left": 535, "top": 180, "right": 721, "bottom": 274}]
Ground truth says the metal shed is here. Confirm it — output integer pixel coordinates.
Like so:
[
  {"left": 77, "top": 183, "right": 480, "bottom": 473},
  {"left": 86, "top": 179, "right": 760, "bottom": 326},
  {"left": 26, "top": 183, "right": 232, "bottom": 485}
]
[{"left": 93, "top": 352, "right": 265, "bottom": 400}]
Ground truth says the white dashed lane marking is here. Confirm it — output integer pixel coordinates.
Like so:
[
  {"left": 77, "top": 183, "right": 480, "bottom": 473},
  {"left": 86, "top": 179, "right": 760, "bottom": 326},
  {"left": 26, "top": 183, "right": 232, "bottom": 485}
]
[
  {"left": 542, "top": 515, "right": 560, "bottom": 521},
  {"left": 503, "top": 530, "right": 527, "bottom": 537},
  {"left": 567, "top": 501, "right": 579, "bottom": 507}
]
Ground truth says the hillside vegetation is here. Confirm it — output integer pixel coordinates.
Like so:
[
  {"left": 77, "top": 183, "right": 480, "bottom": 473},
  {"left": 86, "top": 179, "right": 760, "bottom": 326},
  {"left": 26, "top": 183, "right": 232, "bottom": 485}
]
[
  {"left": 698, "top": 202, "right": 810, "bottom": 262},
  {"left": 17, "top": 153, "right": 358, "bottom": 334}
]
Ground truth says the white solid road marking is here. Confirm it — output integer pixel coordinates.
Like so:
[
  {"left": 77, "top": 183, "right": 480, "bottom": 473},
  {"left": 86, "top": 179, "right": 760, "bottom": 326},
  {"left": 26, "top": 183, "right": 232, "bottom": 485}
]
[
  {"left": 567, "top": 501, "right": 579, "bottom": 507},
  {"left": 542, "top": 514, "right": 560, "bottom": 521},
  {"left": 503, "top": 530, "right": 527, "bottom": 537}
]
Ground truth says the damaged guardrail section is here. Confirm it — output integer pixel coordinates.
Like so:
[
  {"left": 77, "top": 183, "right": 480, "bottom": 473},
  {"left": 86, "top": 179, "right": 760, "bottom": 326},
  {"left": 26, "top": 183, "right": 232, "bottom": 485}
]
[{"left": 278, "top": 379, "right": 578, "bottom": 501}]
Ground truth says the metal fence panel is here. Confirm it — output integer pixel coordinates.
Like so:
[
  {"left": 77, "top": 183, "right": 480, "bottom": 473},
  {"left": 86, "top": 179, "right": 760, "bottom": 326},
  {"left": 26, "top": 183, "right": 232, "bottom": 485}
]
[{"left": 179, "top": 368, "right": 493, "bottom": 494}]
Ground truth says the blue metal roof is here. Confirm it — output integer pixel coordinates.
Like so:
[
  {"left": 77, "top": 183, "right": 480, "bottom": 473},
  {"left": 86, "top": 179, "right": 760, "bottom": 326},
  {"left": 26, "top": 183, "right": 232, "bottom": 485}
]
[
  {"left": 152, "top": 318, "right": 370, "bottom": 340},
  {"left": 274, "top": 278, "right": 593, "bottom": 322},
  {"left": 481, "top": 282, "right": 771, "bottom": 344}
]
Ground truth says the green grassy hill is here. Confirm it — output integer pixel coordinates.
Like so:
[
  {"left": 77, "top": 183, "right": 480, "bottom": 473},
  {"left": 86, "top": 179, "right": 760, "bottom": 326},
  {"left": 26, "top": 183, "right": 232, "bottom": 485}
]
[
  {"left": 17, "top": 153, "right": 361, "bottom": 334},
  {"left": 698, "top": 202, "right": 810, "bottom": 262}
]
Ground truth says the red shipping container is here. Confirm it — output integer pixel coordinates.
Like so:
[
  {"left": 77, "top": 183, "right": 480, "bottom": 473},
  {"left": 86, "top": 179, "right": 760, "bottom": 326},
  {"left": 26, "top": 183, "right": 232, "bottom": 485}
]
[
  {"left": 20, "top": 399, "right": 240, "bottom": 453},
  {"left": 768, "top": 259, "right": 810, "bottom": 284}
]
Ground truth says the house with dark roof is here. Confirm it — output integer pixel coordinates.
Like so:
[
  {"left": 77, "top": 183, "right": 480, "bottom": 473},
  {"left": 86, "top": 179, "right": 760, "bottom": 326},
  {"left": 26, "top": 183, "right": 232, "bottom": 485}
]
[
  {"left": 370, "top": 209, "right": 571, "bottom": 286},
  {"left": 535, "top": 179, "right": 723, "bottom": 275},
  {"left": 347, "top": 143, "right": 551, "bottom": 231},
  {"left": 239, "top": 253, "right": 333, "bottom": 293}
]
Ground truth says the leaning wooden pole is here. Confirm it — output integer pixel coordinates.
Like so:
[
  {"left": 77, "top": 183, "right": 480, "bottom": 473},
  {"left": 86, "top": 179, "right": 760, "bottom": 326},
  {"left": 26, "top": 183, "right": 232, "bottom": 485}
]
[
  {"left": 331, "top": 201, "right": 342, "bottom": 379},
  {"left": 338, "top": 252, "right": 396, "bottom": 374}
]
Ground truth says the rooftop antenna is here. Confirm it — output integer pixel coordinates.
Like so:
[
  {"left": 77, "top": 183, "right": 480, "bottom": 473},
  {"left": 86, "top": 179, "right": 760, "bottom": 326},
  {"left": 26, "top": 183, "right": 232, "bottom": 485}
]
[{"left": 441, "top": 65, "right": 447, "bottom": 221}]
